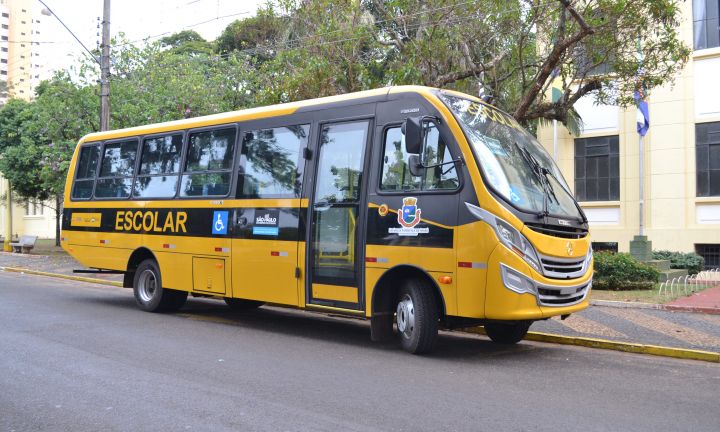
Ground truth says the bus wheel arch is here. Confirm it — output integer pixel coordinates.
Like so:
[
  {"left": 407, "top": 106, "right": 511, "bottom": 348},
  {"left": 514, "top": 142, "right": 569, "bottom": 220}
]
[
  {"left": 370, "top": 265, "right": 445, "bottom": 350},
  {"left": 124, "top": 247, "right": 157, "bottom": 288}
]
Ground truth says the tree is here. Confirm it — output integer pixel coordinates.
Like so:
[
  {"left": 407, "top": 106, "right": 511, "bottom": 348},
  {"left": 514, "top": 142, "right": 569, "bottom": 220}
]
[
  {"left": 216, "top": 6, "right": 288, "bottom": 61},
  {"left": 251, "top": 0, "right": 689, "bottom": 130},
  {"left": 160, "top": 30, "right": 214, "bottom": 56}
]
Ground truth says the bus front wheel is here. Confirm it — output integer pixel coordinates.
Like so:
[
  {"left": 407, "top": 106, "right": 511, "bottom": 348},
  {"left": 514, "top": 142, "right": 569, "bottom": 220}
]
[
  {"left": 396, "top": 279, "right": 439, "bottom": 354},
  {"left": 133, "top": 259, "right": 187, "bottom": 312},
  {"left": 484, "top": 321, "right": 531, "bottom": 345}
]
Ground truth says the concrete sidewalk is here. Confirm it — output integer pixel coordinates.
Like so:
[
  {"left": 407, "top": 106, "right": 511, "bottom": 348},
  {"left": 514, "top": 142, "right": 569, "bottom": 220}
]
[{"left": 2, "top": 249, "right": 719, "bottom": 356}]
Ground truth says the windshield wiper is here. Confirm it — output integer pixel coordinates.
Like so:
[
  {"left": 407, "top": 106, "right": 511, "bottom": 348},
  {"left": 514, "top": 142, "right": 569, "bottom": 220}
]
[{"left": 514, "top": 142, "right": 558, "bottom": 218}]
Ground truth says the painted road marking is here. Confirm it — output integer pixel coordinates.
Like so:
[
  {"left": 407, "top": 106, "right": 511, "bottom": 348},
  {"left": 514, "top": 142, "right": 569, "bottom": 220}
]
[
  {"left": 555, "top": 315, "right": 628, "bottom": 339},
  {"left": 599, "top": 308, "right": 720, "bottom": 348}
]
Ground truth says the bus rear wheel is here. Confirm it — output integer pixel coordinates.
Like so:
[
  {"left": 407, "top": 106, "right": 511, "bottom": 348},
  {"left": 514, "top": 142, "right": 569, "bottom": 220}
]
[
  {"left": 224, "top": 298, "right": 264, "bottom": 311},
  {"left": 396, "top": 279, "right": 439, "bottom": 354},
  {"left": 484, "top": 321, "right": 531, "bottom": 345},
  {"left": 133, "top": 259, "right": 187, "bottom": 312}
]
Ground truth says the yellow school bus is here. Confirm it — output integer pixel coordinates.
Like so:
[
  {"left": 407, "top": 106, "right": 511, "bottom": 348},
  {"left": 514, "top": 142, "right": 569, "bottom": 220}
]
[{"left": 61, "top": 86, "right": 592, "bottom": 354}]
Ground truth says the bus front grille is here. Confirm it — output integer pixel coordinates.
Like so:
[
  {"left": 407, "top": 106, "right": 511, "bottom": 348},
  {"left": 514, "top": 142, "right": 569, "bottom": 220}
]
[
  {"left": 540, "top": 256, "right": 587, "bottom": 279},
  {"left": 537, "top": 281, "right": 591, "bottom": 306},
  {"left": 526, "top": 223, "right": 588, "bottom": 239}
]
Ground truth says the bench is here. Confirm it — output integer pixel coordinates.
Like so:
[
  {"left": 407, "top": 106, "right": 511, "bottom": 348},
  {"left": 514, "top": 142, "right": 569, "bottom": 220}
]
[{"left": 10, "top": 235, "right": 38, "bottom": 254}]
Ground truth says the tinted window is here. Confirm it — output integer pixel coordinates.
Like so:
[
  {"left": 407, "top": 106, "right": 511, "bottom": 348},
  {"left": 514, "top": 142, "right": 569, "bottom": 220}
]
[
  {"left": 380, "top": 123, "right": 458, "bottom": 191},
  {"left": 133, "top": 175, "right": 178, "bottom": 199},
  {"left": 185, "top": 127, "right": 236, "bottom": 172},
  {"left": 100, "top": 139, "right": 137, "bottom": 177},
  {"left": 139, "top": 134, "right": 182, "bottom": 175},
  {"left": 315, "top": 122, "right": 367, "bottom": 203},
  {"left": 76, "top": 145, "right": 100, "bottom": 179},
  {"left": 180, "top": 127, "right": 236, "bottom": 197},
  {"left": 95, "top": 178, "right": 133, "bottom": 199},
  {"left": 180, "top": 172, "right": 232, "bottom": 197},
  {"left": 72, "top": 144, "right": 100, "bottom": 200},
  {"left": 237, "top": 125, "right": 309, "bottom": 198}
]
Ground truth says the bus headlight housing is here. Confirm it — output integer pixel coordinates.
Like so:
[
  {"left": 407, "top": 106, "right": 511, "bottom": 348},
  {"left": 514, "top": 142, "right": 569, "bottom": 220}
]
[
  {"left": 500, "top": 264, "right": 536, "bottom": 295},
  {"left": 494, "top": 219, "right": 541, "bottom": 273}
]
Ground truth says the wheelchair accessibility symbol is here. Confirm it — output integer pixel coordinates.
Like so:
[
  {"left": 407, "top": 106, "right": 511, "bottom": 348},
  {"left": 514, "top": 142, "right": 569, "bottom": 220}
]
[{"left": 212, "top": 211, "right": 229, "bottom": 235}]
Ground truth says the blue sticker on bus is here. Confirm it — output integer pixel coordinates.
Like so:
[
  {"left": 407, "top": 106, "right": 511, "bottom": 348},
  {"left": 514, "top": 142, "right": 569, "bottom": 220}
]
[
  {"left": 212, "top": 211, "right": 229, "bottom": 235},
  {"left": 253, "top": 226, "right": 280, "bottom": 236}
]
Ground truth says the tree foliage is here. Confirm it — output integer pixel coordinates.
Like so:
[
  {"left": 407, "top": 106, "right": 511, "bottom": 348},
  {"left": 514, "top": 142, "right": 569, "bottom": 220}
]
[{"left": 0, "top": 0, "right": 691, "bottom": 244}]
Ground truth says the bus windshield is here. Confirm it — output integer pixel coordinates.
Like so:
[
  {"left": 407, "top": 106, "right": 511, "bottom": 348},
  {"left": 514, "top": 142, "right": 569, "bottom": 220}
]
[{"left": 440, "top": 93, "right": 582, "bottom": 221}]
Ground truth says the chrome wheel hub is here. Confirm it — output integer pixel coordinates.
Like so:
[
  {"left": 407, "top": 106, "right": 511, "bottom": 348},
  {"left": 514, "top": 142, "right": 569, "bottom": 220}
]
[
  {"left": 137, "top": 269, "right": 157, "bottom": 303},
  {"left": 396, "top": 294, "right": 415, "bottom": 339}
]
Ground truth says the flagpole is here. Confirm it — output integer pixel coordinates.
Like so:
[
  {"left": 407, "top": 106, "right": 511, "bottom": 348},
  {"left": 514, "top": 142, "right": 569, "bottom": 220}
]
[{"left": 639, "top": 134, "right": 644, "bottom": 237}]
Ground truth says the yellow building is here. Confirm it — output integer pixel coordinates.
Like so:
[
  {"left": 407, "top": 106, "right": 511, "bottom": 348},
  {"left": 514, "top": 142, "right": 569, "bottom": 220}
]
[
  {"left": 537, "top": 0, "right": 720, "bottom": 269},
  {"left": 1, "top": 0, "right": 55, "bottom": 243}
]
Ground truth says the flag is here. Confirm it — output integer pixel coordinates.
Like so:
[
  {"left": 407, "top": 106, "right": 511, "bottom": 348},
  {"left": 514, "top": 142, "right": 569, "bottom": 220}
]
[{"left": 634, "top": 89, "right": 649, "bottom": 137}]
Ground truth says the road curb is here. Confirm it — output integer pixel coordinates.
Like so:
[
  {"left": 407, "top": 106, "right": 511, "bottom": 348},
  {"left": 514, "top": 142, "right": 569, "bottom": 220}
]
[
  {"left": 466, "top": 327, "right": 720, "bottom": 363},
  {"left": 3, "top": 266, "right": 719, "bottom": 362},
  {"left": 0, "top": 266, "right": 123, "bottom": 287},
  {"left": 591, "top": 299, "right": 720, "bottom": 315}
]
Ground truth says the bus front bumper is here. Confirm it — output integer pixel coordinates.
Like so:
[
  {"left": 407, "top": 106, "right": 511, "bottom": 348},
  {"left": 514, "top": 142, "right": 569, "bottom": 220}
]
[{"left": 485, "top": 246, "right": 592, "bottom": 321}]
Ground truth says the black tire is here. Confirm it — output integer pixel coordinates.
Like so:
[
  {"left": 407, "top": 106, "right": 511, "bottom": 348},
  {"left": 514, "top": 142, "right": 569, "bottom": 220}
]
[
  {"left": 396, "top": 279, "right": 439, "bottom": 354},
  {"left": 484, "top": 321, "right": 532, "bottom": 345},
  {"left": 133, "top": 259, "right": 187, "bottom": 312},
  {"left": 224, "top": 298, "right": 264, "bottom": 311}
]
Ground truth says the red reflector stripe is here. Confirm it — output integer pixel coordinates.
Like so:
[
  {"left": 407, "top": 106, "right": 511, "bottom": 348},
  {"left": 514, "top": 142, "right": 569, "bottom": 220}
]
[
  {"left": 270, "top": 251, "right": 280, "bottom": 256},
  {"left": 458, "top": 262, "right": 472, "bottom": 268},
  {"left": 163, "top": 244, "right": 170, "bottom": 249},
  {"left": 366, "top": 257, "right": 377, "bottom": 262},
  {"left": 215, "top": 247, "right": 223, "bottom": 252}
]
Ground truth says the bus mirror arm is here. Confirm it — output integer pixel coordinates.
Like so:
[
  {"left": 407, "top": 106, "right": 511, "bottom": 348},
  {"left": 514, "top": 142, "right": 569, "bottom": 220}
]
[
  {"left": 409, "top": 156, "right": 463, "bottom": 177},
  {"left": 402, "top": 115, "right": 440, "bottom": 154}
]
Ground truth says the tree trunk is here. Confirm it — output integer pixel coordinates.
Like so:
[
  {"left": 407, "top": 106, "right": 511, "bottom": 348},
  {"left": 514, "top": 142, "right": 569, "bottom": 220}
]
[{"left": 55, "top": 194, "right": 62, "bottom": 247}]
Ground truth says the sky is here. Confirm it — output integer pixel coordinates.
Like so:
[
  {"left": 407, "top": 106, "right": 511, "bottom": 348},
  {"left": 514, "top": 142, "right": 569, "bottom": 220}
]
[{"left": 36, "top": 0, "right": 266, "bottom": 77}]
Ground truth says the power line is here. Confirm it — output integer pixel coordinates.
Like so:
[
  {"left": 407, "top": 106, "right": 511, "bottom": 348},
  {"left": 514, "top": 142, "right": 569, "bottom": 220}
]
[{"left": 36, "top": 0, "right": 100, "bottom": 64}]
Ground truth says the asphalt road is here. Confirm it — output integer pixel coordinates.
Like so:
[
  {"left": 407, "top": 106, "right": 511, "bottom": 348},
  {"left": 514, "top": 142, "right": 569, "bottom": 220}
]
[{"left": 1, "top": 271, "right": 719, "bottom": 432}]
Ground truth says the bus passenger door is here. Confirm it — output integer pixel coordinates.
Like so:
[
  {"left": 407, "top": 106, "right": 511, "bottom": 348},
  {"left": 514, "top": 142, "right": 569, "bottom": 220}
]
[{"left": 306, "top": 120, "right": 371, "bottom": 311}]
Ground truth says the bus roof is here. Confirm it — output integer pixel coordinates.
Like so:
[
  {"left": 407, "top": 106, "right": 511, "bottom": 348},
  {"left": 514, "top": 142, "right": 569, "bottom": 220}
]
[{"left": 77, "top": 85, "right": 449, "bottom": 144}]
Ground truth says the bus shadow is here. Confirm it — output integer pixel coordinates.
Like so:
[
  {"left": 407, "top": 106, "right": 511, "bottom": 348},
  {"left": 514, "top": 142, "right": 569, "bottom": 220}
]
[
  {"left": 175, "top": 297, "right": 545, "bottom": 361},
  {"left": 81, "top": 293, "right": 549, "bottom": 361}
]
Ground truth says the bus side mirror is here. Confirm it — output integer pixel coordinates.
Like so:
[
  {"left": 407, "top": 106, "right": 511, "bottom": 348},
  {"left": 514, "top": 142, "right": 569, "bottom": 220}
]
[
  {"left": 402, "top": 117, "right": 423, "bottom": 154},
  {"left": 408, "top": 154, "right": 425, "bottom": 177}
]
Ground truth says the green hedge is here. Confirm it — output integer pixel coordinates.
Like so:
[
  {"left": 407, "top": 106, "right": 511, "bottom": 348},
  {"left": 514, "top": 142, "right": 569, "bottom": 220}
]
[
  {"left": 593, "top": 252, "right": 660, "bottom": 290},
  {"left": 652, "top": 250, "right": 705, "bottom": 275}
]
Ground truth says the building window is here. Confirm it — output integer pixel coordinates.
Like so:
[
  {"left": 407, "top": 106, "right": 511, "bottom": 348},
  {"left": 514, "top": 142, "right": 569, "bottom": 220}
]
[
  {"left": 1, "top": 24, "right": 7, "bottom": 29},
  {"left": 1, "top": 47, "right": 6, "bottom": 52},
  {"left": 1, "top": 36, "right": 7, "bottom": 41},
  {"left": 1, "top": 59, "right": 6, "bottom": 64},
  {"left": 2, "top": 13, "right": 8, "bottom": 18},
  {"left": 25, "top": 200, "right": 43, "bottom": 216},
  {"left": 696, "top": 122, "right": 720, "bottom": 196},
  {"left": 695, "top": 244, "right": 719, "bottom": 269},
  {"left": 1, "top": 71, "right": 6, "bottom": 76},
  {"left": 574, "top": 135, "right": 619, "bottom": 201},
  {"left": 592, "top": 242, "right": 619, "bottom": 253},
  {"left": 694, "top": 0, "right": 720, "bottom": 49}
]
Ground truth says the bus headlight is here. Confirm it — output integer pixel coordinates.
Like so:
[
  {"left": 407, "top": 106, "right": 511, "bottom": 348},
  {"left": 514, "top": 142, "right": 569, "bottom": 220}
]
[
  {"left": 500, "top": 264, "right": 536, "bottom": 295},
  {"left": 494, "top": 219, "right": 541, "bottom": 272}
]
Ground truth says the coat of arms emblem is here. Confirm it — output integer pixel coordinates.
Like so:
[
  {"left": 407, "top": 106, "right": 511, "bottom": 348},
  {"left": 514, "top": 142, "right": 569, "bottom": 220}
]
[{"left": 398, "top": 197, "right": 421, "bottom": 228}]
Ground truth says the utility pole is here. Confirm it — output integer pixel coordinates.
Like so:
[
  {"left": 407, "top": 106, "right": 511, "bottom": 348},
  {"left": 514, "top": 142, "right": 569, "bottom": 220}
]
[{"left": 100, "top": 0, "right": 111, "bottom": 131}]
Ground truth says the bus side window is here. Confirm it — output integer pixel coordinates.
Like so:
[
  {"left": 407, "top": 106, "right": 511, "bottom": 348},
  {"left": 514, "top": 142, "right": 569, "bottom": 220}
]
[
  {"left": 71, "top": 144, "right": 100, "bottom": 200},
  {"left": 237, "top": 124, "right": 309, "bottom": 199},
  {"left": 180, "top": 127, "right": 236, "bottom": 197},
  {"left": 133, "top": 133, "right": 182, "bottom": 199},
  {"left": 379, "top": 123, "right": 458, "bottom": 192},
  {"left": 422, "top": 123, "right": 459, "bottom": 190},
  {"left": 95, "top": 139, "right": 138, "bottom": 199}
]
